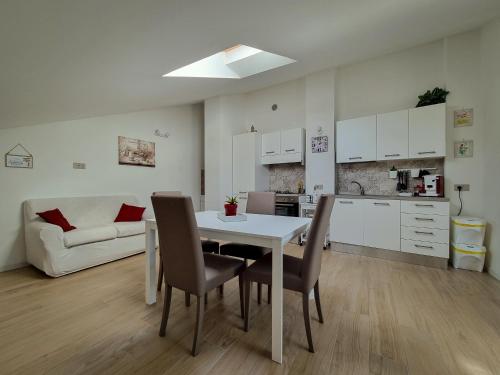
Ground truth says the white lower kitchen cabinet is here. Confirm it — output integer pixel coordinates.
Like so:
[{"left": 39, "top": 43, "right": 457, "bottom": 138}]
[
  {"left": 363, "top": 199, "right": 401, "bottom": 251},
  {"left": 401, "top": 239, "right": 449, "bottom": 258},
  {"left": 331, "top": 198, "right": 364, "bottom": 245}
]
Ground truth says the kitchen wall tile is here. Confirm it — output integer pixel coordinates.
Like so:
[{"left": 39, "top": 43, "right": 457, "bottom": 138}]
[
  {"left": 336, "top": 159, "right": 444, "bottom": 195},
  {"left": 269, "top": 163, "right": 305, "bottom": 192}
]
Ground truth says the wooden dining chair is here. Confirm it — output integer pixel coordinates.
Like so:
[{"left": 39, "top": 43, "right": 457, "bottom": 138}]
[
  {"left": 152, "top": 191, "right": 220, "bottom": 297},
  {"left": 151, "top": 195, "right": 246, "bottom": 356},
  {"left": 242, "top": 194, "right": 335, "bottom": 353},
  {"left": 219, "top": 191, "right": 276, "bottom": 304}
]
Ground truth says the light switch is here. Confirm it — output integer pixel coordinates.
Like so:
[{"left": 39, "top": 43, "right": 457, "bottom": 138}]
[{"left": 73, "top": 162, "right": 86, "bottom": 169}]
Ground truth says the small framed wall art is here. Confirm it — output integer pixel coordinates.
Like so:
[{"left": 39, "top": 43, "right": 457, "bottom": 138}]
[
  {"left": 311, "top": 136, "right": 328, "bottom": 153},
  {"left": 118, "top": 136, "right": 155, "bottom": 167},
  {"left": 454, "top": 140, "right": 474, "bottom": 158},
  {"left": 454, "top": 108, "right": 473, "bottom": 128},
  {"left": 5, "top": 144, "right": 33, "bottom": 168}
]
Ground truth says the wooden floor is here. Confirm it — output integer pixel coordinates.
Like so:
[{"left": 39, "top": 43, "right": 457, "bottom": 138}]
[{"left": 1, "top": 244, "right": 500, "bottom": 375}]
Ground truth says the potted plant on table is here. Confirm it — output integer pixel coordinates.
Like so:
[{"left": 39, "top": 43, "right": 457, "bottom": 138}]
[{"left": 224, "top": 195, "right": 238, "bottom": 216}]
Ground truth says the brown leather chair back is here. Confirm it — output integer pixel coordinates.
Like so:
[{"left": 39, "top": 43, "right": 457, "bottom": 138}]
[
  {"left": 246, "top": 192, "right": 276, "bottom": 215},
  {"left": 152, "top": 191, "right": 182, "bottom": 196},
  {"left": 151, "top": 195, "right": 206, "bottom": 296},
  {"left": 301, "top": 194, "right": 335, "bottom": 292}
]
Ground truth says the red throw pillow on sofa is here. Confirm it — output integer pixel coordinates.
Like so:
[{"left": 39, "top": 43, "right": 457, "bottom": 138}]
[
  {"left": 37, "top": 209, "right": 76, "bottom": 232},
  {"left": 114, "top": 203, "right": 146, "bottom": 222}
]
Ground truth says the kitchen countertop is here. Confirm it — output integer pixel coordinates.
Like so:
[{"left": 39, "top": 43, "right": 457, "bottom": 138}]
[{"left": 336, "top": 193, "right": 449, "bottom": 202}]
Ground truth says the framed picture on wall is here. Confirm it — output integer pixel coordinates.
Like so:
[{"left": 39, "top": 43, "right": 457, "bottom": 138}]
[
  {"left": 311, "top": 136, "right": 328, "bottom": 153},
  {"left": 118, "top": 136, "right": 155, "bottom": 167},
  {"left": 454, "top": 140, "right": 474, "bottom": 158},
  {"left": 454, "top": 108, "right": 473, "bottom": 127},
  {"left": 5, "top": 144, "right": 33, "bottom": 168}
]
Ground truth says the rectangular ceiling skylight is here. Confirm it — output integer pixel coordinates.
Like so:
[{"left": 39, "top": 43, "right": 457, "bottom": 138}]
[{"left": 163, "top": 45, "right": 295, "bottom": 79}]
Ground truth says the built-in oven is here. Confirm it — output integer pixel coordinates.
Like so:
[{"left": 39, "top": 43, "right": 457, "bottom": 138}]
[{"left": 275, "top": 201, "right": 299, "bottom": 217}]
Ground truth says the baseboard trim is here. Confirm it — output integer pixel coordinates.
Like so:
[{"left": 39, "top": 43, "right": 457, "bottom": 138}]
[
  {"left": 332, "top": 242, "right": 448, "bottom": 270},
  {"left": 0, "top": 262, "right": 29, "bottom": 273}
]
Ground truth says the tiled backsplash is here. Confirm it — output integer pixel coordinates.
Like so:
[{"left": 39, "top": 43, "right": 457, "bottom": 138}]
[
  {"left": 269, "top": 163, "right": 305, "bottom": 192},
  {"left": 336, "top": 159, "right": 445, "bottom": 196}
]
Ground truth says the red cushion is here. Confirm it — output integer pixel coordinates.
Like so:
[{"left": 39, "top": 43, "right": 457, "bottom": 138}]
[
  {"left": 37, "top": 209, "right": 76, "bottom": 232},
  {"left": 114, "top": 203, "right": 145, "bottom": 222}
]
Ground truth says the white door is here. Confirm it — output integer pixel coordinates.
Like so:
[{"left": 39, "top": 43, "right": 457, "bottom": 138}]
[
  {"left": 377, "top": 110, "right": 409, "bottom": 160},
  {"left": 331, "top": 198, "right": 364, "bottom": 245},
  {"left": 409, "top": 103, "right": 446, "bottom": 158},
  {"left": 363, "top": 199, "right": 401, "bottom": 251},
  {"left": 261, "top": 131, "right": 281, "bottom": 157},
  {"left": 336, "top": 115, "right": 377, "bottom": 163},
  {"left": 233, "top": 134, "right": 255, "bottom": 212},
  {"left": 280, "top": 128, "right": 303, "bottom": 155}
]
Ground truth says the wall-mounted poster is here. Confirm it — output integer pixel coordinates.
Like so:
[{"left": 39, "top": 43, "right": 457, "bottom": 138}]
[
  {"left": 118, "top": 136, "right": 155, "bottom": 167},
  {"left": 454, "top": 108, "right": 473, "bottom": 127},
  {"left": 454, "top": 140, "right": 474, "bottom": 158},
  {"left": 5, "top": 144, "right": 33, "bottom": 168},
  {"left": 311, "top": 136, "right": 328, "bottom": 153}
]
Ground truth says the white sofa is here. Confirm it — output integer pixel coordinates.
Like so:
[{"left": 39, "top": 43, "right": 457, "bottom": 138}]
[{"left": 24, "top": 195, "right": 151, "bottom": 277}]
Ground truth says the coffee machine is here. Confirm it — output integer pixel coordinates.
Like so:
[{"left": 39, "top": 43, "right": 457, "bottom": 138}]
[{"left": 422, "top": 174, "right": 444, "bottom": 197}]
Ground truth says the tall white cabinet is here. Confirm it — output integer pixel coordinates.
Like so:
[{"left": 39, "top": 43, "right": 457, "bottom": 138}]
[
  {"left": 409, "top": 103, "right": 446, "bottom": 158},
  {"left": 336, "top": 115, "right": 377, "bottom": 163},
  {"left": 233, "top": 133, "right": 269, "bottom": 212}
]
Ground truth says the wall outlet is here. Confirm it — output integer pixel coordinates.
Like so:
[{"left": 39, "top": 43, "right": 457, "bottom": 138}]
[
  {"left": 454, "top": 184, "right": 470, "bottom": 191},
  {"left": 73, "top": 162, "right": 86, "bottom": 169}
]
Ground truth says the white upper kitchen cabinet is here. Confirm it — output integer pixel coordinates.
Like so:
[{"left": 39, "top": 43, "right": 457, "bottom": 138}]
[
  {"left": 336, "top": 115, "right": 377, "bottom": 163},
  {"left": 331, "top": 198, "right": 364, "bottom": 245},
  {"left": 409, "top": 103, "right": 446, "bottom": 159},
  {"left": 363, "top": 199, "right": 401, "bottom": 251},
  {"left": 281, "top": 128, "right": 304, "bottom": 155},
  {"left": 376, "top": 110, "right": 409, "bottom": 160},
  {"left": 261, "top": 131, "right": 281, "bottom": 157},
  {"left": 233, "top": 133, "right": 268, "bottom": 212}
]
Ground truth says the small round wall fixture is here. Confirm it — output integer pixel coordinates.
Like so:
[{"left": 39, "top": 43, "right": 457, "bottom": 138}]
[{"left": 272, "top": 104, "right": 278, "bottom": 111}]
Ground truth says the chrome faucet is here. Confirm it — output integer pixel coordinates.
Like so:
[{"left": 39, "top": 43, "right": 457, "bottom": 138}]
[{"left": 351, "top": 181, "right": 365, "bottom": 196}]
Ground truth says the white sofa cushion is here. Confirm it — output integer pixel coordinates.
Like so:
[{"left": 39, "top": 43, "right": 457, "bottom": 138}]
[
  {"left": 64, "top": 225, "right": 117, "bottom": 248},
  {"left": 114, "top": 221, "right": 145, "bottom": 238}
]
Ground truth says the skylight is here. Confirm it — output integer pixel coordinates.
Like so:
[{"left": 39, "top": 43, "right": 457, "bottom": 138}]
[{"left": 163, "top": 45, "right": 295, "bottom": 79}]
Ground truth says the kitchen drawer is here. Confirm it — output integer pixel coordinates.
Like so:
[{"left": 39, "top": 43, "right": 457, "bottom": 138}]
[
  {"left": 401, "top": 201, "right": 449, "bottom": 216},
  {"left": 401, "top": 226, "right": 449, "bottom": 244},
  {"left": 401, "top": 213, "right": 449, "bottom": 230},
  {"left": 401, "top": 239, "right": 449, "bottom": 258}
]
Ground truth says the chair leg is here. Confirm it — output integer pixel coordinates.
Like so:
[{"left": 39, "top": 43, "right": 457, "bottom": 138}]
[
  {"left": 244, "top": 280, "right": 251, "bottom": 332},
  {"left": 302, "top": 293, "right": 315, "bottom": 353},
  {"left": 314, "top": 281, "right": 324, "bottom": 324},
  {"left": 238, "top": 275, "right": 244, "bottom": 319},
  {"left": 185, "top": 292, "right": 190, "bottom": 307},
  {"left": 159, "top": 285, "right": 172, "bottom": 337},
  {"left": 157, "top": 259, "right": 163, "bottom": 292},
  {"left": 204, "top": 293, "right": 208, "bottom": 306},
  {"left": 192, "top": 296, "right": 204, "bottom": 356},
  {"left": 218, "top": 284, "right": 224, "bottom": 296},
  {"left": 267, "top": 285, "right": 271, "bottom": 304},
  {"left": 257, "top": 283, "right": 262, "bottom": 304}
]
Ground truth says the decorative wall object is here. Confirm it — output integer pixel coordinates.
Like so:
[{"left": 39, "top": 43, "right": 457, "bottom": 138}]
[
  {"left": 454, "top": 108, "right": 473, "bottom": 127},
  {"left": 336, "top": 159, "right": 444, "bottom": 196},
  {"left": 5, "top": 144, "right": 33, "bottom": 168},
  {"left": 118, "top": 136, "right": 155, "bottom": 167},
  {"left": 454, "top": 140, "right": 474, "bottom": 158},
  {"left": 269, "top": 163, "right": 305, "bottom": 192},
  {"left": 154, "top": 129, "right": 170, "bottom": 138},
  {"left": 416, "top": 87, "right": 450, "bottom": 107},
  {"left": 311, "top": 136, "right": 328, "bottom": 153}
]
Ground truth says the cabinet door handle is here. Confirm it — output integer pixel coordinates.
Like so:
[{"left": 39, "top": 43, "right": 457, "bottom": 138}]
[
  {"left": 385, "top": 154, "right": 400, "bottom": 157},
  {"left": 414, "top": 244, "right": 434, "bottom": 249},
  {"left": 349, "top": 156, "right": 362, "bottom": 160},
  {"left": 415, "top": 204, "right": 434, "bottom": 207},
  {"left": 265, "top": 151, "right": 275, "bottom": 154},
  {"left": 374, "top": 202, "right": 390, "bottom": 206},
  {"left": 417, "top": 151, "right": 436, "bottom": 155},
  {"left": 239, "top": 191, "right": 247, "bottom": 194},
  {"left": 285, "top": 148, "right": 295, "bottom": 152},
  {"left": 415, "top": 217, "right": 435, "bottom": 221},
  {"left": 414, "top": 231, "right": 434, "bottom": 235},
  {"left": 339, "top": 200, "right": 354, "bottom": 204}
]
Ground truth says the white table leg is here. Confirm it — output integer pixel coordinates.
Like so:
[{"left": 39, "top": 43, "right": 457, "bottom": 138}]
[
  {"left": 145, "top": 223, "right": 157, "bottom": 305},
  {"left": 271, "top": 238, "right": 284, "bottom": 364}
]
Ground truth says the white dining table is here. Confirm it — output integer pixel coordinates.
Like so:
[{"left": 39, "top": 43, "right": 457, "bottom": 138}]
[{"left": 144, "top": 210, "right": 311, "bottom": 364}]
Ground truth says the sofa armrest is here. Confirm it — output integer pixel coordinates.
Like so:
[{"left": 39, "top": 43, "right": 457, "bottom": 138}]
[{"left": 25, "top": 221, "right": 66, "bottom": 275}]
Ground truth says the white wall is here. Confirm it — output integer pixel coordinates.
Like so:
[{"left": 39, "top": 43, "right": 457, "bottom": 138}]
[
  {"left": 0, "top": 105, "right": 203, "bottom": 271},
  {"left": 480, "top": 19, "right": 500, "bottom": 279}
]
